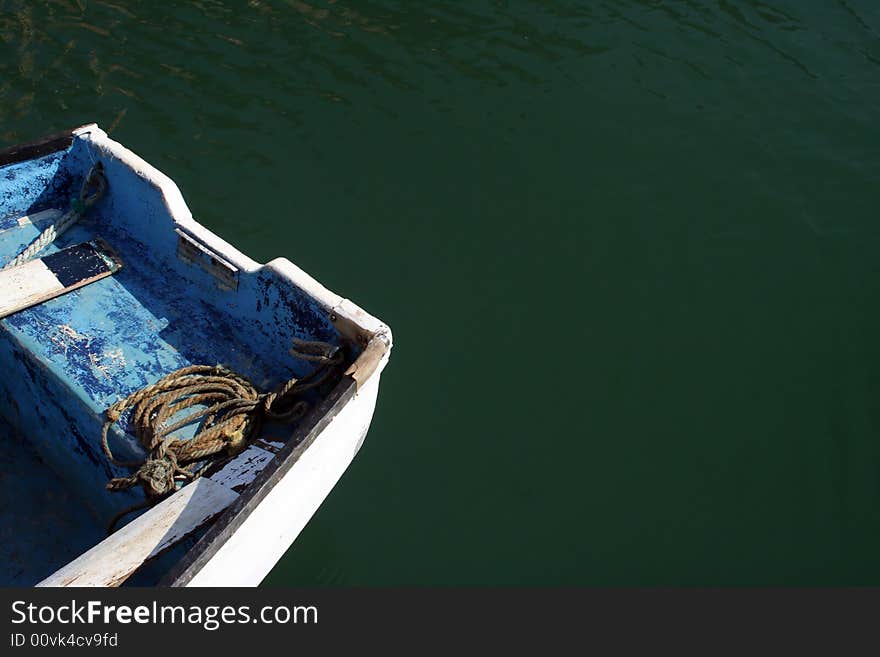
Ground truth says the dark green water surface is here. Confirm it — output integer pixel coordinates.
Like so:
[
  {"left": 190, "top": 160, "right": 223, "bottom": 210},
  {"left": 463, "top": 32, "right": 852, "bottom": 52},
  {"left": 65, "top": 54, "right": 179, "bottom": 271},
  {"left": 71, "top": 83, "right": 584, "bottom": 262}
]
[{"left": 2, "top": 1, "right": 880, "bottom": 585}]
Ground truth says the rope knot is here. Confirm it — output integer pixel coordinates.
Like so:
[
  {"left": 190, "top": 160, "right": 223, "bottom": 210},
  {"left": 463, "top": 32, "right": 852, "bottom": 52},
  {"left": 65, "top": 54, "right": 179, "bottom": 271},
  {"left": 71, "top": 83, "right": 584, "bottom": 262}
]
[
  {"left": 137, "top": 456, "right": 178, "bottom": 497},
  {"left": 106, "top": 454, "right": 178, "bottom": 498},
  {"left": 221, "top": 418, "right": 248, "bottom": 455}
]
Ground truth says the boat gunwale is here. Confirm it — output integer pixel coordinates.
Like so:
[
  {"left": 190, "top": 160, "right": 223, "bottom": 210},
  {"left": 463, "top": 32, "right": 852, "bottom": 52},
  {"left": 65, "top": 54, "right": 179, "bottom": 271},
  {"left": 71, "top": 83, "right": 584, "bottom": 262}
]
[{"left": 159, "top": 372, "right": 358, "bottom": 586}]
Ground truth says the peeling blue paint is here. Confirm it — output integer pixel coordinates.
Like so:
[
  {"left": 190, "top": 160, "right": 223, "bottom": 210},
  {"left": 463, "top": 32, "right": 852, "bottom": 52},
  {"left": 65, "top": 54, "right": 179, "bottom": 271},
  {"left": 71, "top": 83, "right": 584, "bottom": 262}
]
[{"left": 0, "top": 150, "right": 71, "bottom": 227}]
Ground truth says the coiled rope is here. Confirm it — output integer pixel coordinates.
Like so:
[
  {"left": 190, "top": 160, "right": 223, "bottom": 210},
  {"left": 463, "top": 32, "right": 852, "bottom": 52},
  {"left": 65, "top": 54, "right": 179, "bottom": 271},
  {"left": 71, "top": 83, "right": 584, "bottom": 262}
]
[
  {"left": 2, "top": 163, "right": 106, "bottom": 270},
  {"left": 101, "top": 339, "right": 344, "bottom": 533}
]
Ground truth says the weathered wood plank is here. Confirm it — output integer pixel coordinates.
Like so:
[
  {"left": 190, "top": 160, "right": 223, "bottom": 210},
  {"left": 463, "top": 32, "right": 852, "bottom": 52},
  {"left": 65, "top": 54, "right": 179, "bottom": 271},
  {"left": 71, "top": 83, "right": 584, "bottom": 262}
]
[
  {"left": 36, "top": 444, "right": 282, "bottom": 587},
  {"left": 36, "top": 478, "right": 238, "bottom": 587},
  {"left": 0, "top": 240, "right": 122, "bottom": 318}
]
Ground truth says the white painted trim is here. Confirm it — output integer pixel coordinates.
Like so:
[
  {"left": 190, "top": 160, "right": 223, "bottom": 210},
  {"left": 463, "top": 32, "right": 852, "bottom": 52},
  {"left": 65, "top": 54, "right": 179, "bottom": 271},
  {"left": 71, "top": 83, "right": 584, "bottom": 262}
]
[
  {"left": 208, "top": 445, "right": 276, "bottom": 490},
  {"left": 186, "top": 375, "right": 382, "bottom": 586}
]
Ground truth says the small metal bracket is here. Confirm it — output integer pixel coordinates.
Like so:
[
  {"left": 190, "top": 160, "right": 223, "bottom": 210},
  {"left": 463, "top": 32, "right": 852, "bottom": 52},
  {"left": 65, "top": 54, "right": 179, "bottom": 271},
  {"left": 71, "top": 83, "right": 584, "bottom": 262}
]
[{"left": 175, "top": 229, "right": 239, "bottom": 291}]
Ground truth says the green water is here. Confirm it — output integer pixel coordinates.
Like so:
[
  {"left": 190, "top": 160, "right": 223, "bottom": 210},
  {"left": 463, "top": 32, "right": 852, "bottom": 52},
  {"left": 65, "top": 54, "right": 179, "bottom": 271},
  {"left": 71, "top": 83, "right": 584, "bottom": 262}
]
[{"left": 3, "top": 1, "right": 880, "bottom": 586}]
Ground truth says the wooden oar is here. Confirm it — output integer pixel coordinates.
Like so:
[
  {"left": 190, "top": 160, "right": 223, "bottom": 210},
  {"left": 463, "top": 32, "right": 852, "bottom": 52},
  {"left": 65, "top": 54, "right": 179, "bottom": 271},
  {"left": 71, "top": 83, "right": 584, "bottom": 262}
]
[
  {"left": 36, "top": 478, "right": 238, "bottom": 587},
  {"left": 36, "top": 443, "right": 275, "bottom": 587}
]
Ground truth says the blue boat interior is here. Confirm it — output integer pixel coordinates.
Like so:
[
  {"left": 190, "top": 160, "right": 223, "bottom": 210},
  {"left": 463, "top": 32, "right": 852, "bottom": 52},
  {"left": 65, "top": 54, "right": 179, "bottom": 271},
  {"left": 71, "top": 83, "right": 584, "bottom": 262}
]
[{"left": 0, "top": 135, "right": 355, "bottom": 585}]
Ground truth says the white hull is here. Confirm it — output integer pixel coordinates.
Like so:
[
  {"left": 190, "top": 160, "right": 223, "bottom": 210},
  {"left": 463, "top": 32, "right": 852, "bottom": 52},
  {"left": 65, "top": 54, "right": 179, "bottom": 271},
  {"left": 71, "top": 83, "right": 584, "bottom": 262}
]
[{"left": 188, "top": 374, "right": 381, "bottom": 586}]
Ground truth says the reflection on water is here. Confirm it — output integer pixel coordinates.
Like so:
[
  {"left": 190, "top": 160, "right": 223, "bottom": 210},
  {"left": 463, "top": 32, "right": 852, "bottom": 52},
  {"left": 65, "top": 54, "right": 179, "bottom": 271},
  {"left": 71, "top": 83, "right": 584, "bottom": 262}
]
[
  {"left": 2, "top": 1, "right": 880, "bottom": 585},
  {"left": 2, "top": 1, "right": 876, "bottom": 143}
]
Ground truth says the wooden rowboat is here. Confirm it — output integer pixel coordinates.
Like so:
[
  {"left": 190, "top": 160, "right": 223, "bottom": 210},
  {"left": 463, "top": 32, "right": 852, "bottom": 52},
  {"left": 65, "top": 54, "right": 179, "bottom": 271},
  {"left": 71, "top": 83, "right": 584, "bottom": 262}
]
[{"left": 0, "top": 124, "right": 392, "bottom": 586}]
